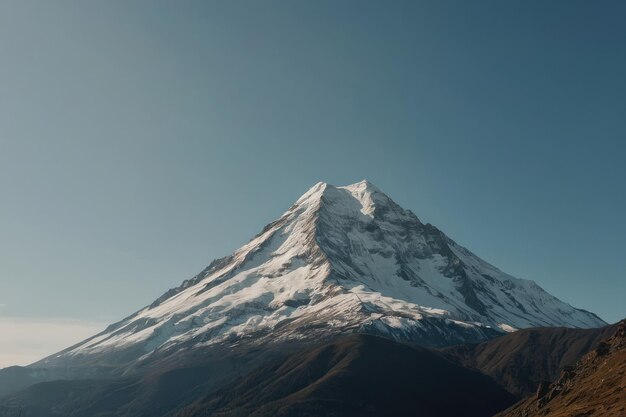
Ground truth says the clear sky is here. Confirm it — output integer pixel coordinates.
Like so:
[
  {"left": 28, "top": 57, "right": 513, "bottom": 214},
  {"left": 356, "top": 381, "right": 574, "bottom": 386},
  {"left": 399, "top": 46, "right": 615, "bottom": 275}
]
[{"left": 1, "top": 1, "right": 625, "bottom": 367}]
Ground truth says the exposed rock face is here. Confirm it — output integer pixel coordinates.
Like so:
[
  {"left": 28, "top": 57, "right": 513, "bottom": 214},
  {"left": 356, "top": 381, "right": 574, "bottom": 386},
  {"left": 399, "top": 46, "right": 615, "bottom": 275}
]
[
  {"left": 498, "top": 320, "right": 626, "bottom": 417},
  {"left": 34, "top": 181, "right": 605, "bottom": 371}
]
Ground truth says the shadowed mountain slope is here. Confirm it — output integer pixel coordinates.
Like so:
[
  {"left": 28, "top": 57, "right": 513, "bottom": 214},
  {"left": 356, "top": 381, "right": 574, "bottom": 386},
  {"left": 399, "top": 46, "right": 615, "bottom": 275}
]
[
  {"left": 497, "top": 320, "right": 626, "bottom": 417},
  {"left": 443, "top": 322, "right": 618, "bottom": 397},
  {"left": 175, "top": 334, "right": 516, "bottom": 417},
  {"left": 0, "top": 335, "right": 516, "bottom": 417}
]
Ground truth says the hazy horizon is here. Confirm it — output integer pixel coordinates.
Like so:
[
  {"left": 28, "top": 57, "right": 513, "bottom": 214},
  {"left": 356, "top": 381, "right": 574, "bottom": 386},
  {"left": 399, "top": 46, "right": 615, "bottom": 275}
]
[{"left": 1, "top": 1, "right": 625, "bottom": 368}]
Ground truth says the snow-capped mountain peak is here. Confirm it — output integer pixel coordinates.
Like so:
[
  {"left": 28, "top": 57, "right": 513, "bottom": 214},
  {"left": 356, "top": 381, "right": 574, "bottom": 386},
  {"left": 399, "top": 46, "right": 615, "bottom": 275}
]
[{"left": 39, "top": 181, "right": 605, "bottom": 368}]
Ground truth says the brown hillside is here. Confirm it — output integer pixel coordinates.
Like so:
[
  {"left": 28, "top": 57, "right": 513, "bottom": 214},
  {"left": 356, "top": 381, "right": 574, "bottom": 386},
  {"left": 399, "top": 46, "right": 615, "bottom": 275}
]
[
  {"left": 443, "top": 324, "right": 616, "bottom": 397},
  {"left": 497, "top": 320, "right": 626, "bottom": 417}
]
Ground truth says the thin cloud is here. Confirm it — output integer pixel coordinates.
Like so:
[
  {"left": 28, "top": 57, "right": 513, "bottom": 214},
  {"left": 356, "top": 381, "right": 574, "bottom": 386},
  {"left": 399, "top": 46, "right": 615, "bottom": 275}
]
[{"left": 0, "top": 317, "right": 105, "bottom": 369}]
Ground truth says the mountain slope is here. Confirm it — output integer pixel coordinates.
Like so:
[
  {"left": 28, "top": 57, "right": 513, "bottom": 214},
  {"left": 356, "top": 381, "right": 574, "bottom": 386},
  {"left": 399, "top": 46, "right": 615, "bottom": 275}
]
[
  {"left": 443, "top": 323, "right": 618, "bottom": 397},
  {"left": 172, "top": 334, "right": 517, "bottom": 417},
  {"left": 0, "top": 335, "right": 516, "bottom": 417},
  {"left": 497, "top": 320, "right": 626, "bottom": 417},
  {"left": 35, "top": 181, "right": 605, "bottom": 370}
]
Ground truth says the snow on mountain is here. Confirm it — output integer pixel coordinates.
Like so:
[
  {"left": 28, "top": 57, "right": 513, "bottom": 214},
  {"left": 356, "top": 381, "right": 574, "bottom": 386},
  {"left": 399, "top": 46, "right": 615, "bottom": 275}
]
[{"left": 39, "top": 181, "right": 605, "bottom": 367}]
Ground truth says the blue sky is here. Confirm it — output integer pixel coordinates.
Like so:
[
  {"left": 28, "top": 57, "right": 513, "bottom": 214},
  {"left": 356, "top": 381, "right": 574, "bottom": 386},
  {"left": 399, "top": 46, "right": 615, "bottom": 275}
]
[{"left": 1, "top": 1, "right": 625, "bottom": 366}]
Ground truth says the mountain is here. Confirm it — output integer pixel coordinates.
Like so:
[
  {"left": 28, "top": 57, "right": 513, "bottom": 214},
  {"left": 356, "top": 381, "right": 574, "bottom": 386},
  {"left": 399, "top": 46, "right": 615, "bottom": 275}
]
[
  {"left": 443, "top": 323, "right": 618, "bottom": 397},
  {"left": 0, "top": 180, "right": 613, "bottom": 417},
  {"left": 497, "top": 320, "right": 626, "bottom": 417},
  {"left": 35, "top": 180, "right": 605, "bottom": 371}
]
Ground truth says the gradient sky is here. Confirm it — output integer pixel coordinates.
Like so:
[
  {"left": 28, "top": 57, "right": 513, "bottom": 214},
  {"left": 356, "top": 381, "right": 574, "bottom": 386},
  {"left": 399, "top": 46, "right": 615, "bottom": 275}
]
[{"left": 1, "top": 1, "right": 625, "bottom": 367}]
